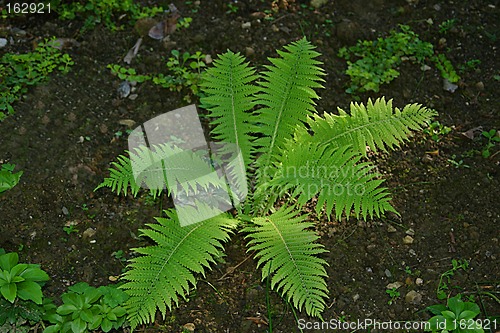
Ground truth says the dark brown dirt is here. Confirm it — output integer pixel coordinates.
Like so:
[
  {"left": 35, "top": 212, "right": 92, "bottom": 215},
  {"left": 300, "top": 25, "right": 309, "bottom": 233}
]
[{"left": 0, "top": 1, "right": 499, "bottom": 332}]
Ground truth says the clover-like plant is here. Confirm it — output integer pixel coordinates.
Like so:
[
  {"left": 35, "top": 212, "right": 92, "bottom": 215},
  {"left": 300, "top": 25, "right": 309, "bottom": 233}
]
[
  {"left": 43, "top": 282, "right": 128, "bottom": 333},
  {"left": 97, "top": 38, "right": 437, "bottom": 330},
  {"left": 425, "top": 295, "right": 484, "bottom": 333},
  {"left": 0, "top": 250, "right": 49, "bottom": 305},
  {"left": 0, "top": 164, "right": 23, "bottom": 194}
]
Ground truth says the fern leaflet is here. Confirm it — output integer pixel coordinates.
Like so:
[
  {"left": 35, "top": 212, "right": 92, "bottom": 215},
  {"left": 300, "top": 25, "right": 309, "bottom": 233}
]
[
  {"left": 121, "top": 209, "right": 238, "bottom": 331},
  {"left": 295, "top": 97, "right": 437, "bottom": 156},
  {"left": 243, "top": 206, "right": 328, "bottom": 318},
  {"left": 95, "top": 143, "right": 224, "bottom": 199},
  {"left": 262, "top": 142, "right": 397, "bottom": 220},
  {"left": 94, "top": 153, "right": 142, "bottom": 197},
  {"left": 200, "top": 50, "right": 260, "bottom": 169},
  {"left": 254, "top": 38, "right": 325, "bottom": 186}
]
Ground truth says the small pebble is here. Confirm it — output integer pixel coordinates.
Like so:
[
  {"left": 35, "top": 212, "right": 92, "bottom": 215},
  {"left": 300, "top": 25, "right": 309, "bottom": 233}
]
[
  {"left": 386, "top": 282, "right": 403, "bottom": 290},
  {"left": 0, "top": 38, "right": 7, "bottom": 48},
  {"left": 62, "top": 206, "right": 69, "bottom": 216},
  {"left": 245, "top": 47, "right": 255, "bottom": 57},
  {"left": 443, "top": 78, "right": 458, "bottom": 93},
  {"left": 83, "top": 227, "right": 96, "bottom": 239},
  {"left": 415, "top": 278, "right": 424, "bottom": 286},
  {"left": 403, "top": 235, "right": 414, "bottom": 244},
  {"left": 405, "top": 290, "right": 422, "bottom": 305},
  {"left": 384, "top": 269, "right": 392, "bottom": 278},
  {"left": 241, "top": 22, "right": 251, "bottom": 29},
  {"left": 405, "top": 228, "right": 415, "bottom": 236},
  {"left": 387, "top": 225, "right": 397, "bottom": 233},
  {"left": 182, "top": 323, "right": 195, "bottom": 332},
  {"left": 352, "top": 294, "right": 360, "bottom": 302}
]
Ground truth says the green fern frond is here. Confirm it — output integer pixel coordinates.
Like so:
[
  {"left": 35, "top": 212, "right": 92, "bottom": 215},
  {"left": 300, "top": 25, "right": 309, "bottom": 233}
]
[
  {"left": 94, "top": 153, "right": 141, "bottom": 197},
  {"left": 200, "top": 50, "right": 260, "bottom": 169},
  {"left": 243, "top": 206, "right": 328, "bottom": 318},
  {"left": 95, "top": 143, "right": 224, "bottom": 199},
  {"left": 296, "top": 97, "right": 437, "bottom": 156},
  {"left": 121, "top": 209, "right": 238, "bottom": 331},
  {"left": 263, "top": 142, "right": 397, "bottom": 220},
  {"left": 254, "top": 38, "right": 325, "bottom": 180}
]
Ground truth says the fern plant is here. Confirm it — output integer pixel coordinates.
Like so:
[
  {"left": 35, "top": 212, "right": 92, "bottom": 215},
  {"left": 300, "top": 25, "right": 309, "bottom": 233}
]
[{"left": 96, "top": 38, "right": 437, "bottom": 330}]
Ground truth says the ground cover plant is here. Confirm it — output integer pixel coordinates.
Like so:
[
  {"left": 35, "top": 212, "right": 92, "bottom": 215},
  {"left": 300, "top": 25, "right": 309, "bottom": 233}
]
[
  {"left": 0, "top": 38, "right": 73, "bottom": 121},
  {"left": 97, "top": 38, "right": 436, "bottom": 329},
  {"left": 338, "top": 25, "right": 459, "bottom": 94},
  {"left": 0, "top": 0, "right": 498, "bottom": 332}
]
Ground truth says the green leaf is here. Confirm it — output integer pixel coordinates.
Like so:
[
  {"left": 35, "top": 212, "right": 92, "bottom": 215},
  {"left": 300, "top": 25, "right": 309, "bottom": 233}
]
[
  {"left": 101, "top": 318, "right": 112, "bottom": 332},
  {"left": 43, "top": 324, "right": 61, "bottom": 333},
  {"left": 0, "top": 253, "right": 19, "bottom": 271},
  {"left": 244, "top": 206, "right": 329, "bottom": 318},
  {"left": 9, "top": 263, "right": 28, "bottom": 277},
  {"left": 295, "top": 97, "right": 437, "bottom": 157},
  {"left": 19, "top": 266, "right": 50, "bottom": 282},
  {"left": 88, "top": 316, "right": 102, "bottom": 330},
  {"left": 262, "top": 142, "right": 396, "bottom": 220},
  {"left": 426, "top": 315, "right": 445, "bottom": 331},
  {"left": 254, "top": 38, "right": 325, "bottom": 194},
  {"left": 111, "top": 306, "right": 126, "bottom": 317},
  {"left": 200, "top": 49, "right": 260, "bottom": 170},
  {"left": 71, "top": 317, "right": 87, "bottom": 333},
  {"left": 80, "top": 308, "right": 95, "bottom": 322},
  {"left": 17, "top": 280, "right": 44, "bottom": 304},
  {"left": 68, "top": 282, "right": 91, "bottom": 294},
  {"left": 84, "top": 288, "right": 102, "bottom": 304},
  {"left": 426, "top": 304, "right": 448, "bottom": 315},
  {"left": 121, "top": 209, "right": 237, "bottom": 331},
  {"left": 57, "top": 303, "right": 78, "bottom": 315},
  {"left": 458, "top": 310, "right": 479, "bottom": 320},
  {"left": 448, "top": 295, "right": 464, "bottom": 314},
  {"left": 0, "top": 283, "right": 17, "bottom": 303}
]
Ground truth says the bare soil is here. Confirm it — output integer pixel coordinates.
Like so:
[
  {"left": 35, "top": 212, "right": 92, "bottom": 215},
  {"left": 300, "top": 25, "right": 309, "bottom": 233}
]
[{"left": 1, "top": 1, "right": 499, "bottom": 332}]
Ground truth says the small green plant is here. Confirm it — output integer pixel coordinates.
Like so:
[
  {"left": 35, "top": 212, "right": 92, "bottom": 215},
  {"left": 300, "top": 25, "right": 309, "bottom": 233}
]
[
  {"left": 43, "top": 282, "right": 128, "bottom": 333},
  {"left": 0, "top": 164, "right": 23, "bottom": 194},
  {"left": 63, "top": 225, "right": 79, "bottom": 235},
  {"left": 480, "top": 129, "right": 500, "bottom": 158},
  {"left": 111, "top": 250, "right": 127, "bottom": 266},
  {"left": 447, "top": 155, "right": 470, "bottom": 169},
  {"left": 386, "top": 287, "right": 400, "bottom": 305},
  {"left": 176, "top": 17, "right": 192, "bottom": 30},
  {"left": 226, "top": 2, "right": 239, "bottom": 14},
  {"left": 437, "top": 259, "right": 469, "bottom": 300},
  {"left": 0, "top": 250, "right": 50, "bottom": 304},
  {"left": 439, "top": 19, "right": 458, "bottom": 34},
  {"left": 338, "top": 25, "right": 460, "bottom": 93},
  {"left": 107, "top": 65, "right": 151, "bottom": 83},
  {"left": 152, "top": 50, "right": 206, "bottom": 101},
  {"left": 0, "top": 298, "right": 52, "bottom": 333},
  {"left": 338, "top": 25, "right": 434, "bottom": 93},
  {"left": 425, "top": 295, "right": 484, "bottom": 333},
  {"left": 97, "top": 38, "right": 437, "bottom": 330},
  {"left": 53, "top": 0, "right": 164, "bottom": 33},
  {"left": 458, "top": 59, "right": 481, "bottom": 73},
  {"left": 0, "top": 38, "right": 73, "bottom": 120},
  {"left": 424, "top": 121, "right": 452, "bottom": 142},
  {"left": 433, "top": 54, "right": 460, "bottom": 83},
  {"left": 108, "top": 50, "right": 206, "bottom": 102}
]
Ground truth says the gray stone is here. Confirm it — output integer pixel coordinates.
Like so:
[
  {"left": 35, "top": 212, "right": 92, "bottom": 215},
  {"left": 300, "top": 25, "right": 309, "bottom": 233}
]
[{"left": 405, "top": 290, "right": 422, "bottom": 304}]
